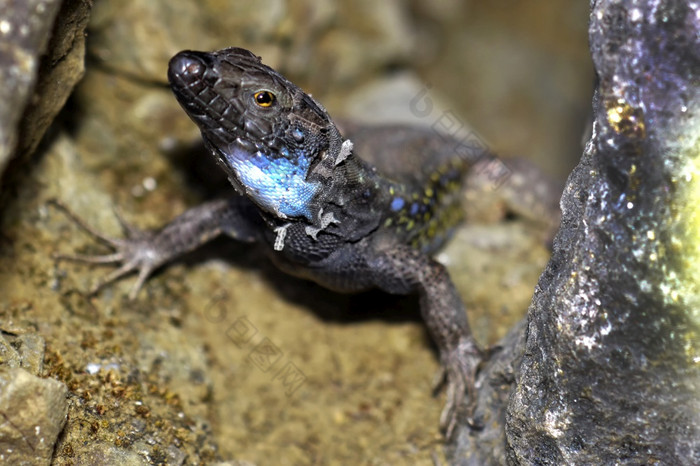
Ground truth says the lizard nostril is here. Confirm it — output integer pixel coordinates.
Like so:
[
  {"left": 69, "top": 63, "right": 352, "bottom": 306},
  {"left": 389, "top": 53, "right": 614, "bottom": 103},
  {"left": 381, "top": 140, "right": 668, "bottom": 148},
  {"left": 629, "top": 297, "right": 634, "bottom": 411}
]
[{"left": 184, "top": 60, "right": 202, "bottom": 76}]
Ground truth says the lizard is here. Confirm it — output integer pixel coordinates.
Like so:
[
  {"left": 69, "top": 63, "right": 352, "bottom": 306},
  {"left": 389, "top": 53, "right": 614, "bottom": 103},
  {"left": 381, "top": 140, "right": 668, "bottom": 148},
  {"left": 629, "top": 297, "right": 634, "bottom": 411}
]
[{"left": 51, "top": 47, "right": 560, "bottom": 438}]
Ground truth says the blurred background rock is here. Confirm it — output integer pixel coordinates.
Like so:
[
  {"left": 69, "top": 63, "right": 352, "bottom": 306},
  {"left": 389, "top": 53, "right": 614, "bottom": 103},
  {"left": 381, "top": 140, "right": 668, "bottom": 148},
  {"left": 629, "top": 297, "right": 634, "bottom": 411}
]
[{"left": 83, "top": 0, "right": 591, "bottom": 180}]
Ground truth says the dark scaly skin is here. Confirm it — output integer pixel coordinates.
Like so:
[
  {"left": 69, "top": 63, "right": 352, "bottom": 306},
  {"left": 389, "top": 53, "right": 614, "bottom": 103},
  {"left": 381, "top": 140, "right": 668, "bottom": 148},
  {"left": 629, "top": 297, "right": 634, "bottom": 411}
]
[{"left": 52, "top": 47, "right": 557, "bottom": 438}]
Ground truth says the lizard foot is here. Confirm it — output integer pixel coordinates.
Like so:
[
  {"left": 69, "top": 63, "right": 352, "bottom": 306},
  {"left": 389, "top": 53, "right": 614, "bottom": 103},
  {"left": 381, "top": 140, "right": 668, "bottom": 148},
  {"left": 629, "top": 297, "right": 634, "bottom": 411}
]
[
  {"left": 436, "top": 336, "right": 484, "bottom": 439},
  {"left": 49, "top": 199, "right": 160, "bottom": 299}
]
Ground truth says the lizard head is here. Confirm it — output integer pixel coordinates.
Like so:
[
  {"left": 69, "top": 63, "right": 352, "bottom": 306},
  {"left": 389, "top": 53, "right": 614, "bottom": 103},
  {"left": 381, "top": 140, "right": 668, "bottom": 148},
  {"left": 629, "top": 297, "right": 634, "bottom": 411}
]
[{"left": 168, "top": 47, "right": 342, "bottom": 221}]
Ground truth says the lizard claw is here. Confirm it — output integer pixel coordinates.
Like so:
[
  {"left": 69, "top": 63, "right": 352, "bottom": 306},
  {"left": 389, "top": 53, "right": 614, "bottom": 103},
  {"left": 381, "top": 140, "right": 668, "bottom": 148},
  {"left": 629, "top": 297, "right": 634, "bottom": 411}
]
[
  {"left": 49, "top": 199, "right": 160, "bottom": 299},
  {"left": 437, "top": 336, "right": 484, "bottom": 439}
]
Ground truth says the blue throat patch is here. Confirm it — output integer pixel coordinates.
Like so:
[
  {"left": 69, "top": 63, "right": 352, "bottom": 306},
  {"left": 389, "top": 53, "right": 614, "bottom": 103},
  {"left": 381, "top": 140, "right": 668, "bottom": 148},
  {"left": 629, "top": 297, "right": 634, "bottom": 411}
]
[{"left": 224, "top": 146, "right": 320, "bottom": 220}]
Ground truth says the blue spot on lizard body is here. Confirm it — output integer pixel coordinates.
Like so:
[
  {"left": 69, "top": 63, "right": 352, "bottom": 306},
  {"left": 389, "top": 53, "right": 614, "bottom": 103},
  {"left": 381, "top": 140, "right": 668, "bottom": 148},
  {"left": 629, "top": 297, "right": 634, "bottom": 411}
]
[{"left": 391, "top": 197, "right": 405, "bottom": 211}]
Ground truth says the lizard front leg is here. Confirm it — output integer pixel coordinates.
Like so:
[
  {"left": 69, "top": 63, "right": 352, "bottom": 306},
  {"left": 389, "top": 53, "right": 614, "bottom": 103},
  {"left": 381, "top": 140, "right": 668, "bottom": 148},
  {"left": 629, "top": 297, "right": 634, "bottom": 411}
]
[
  {"left": 50, "top": 196, "right": 260, "bottom": 298},
  {"left": 365, "top": 242, "right": 483, "bottom": 439}
]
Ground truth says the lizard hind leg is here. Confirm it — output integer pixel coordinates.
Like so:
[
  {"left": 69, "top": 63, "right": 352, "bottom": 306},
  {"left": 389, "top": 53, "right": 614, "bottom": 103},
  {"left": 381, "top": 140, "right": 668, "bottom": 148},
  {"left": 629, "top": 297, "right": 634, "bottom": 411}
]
[
  {"left": 366, "top": 242, "right": 484, "bottom": 439},
  {"left": 437, "top": 335, "right": 483, "bottom": 438}
]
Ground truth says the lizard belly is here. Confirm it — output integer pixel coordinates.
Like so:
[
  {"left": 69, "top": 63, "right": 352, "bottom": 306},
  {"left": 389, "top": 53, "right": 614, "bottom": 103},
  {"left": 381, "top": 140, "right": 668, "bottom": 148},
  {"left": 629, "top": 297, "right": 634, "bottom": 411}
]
[{"left": 265, "top": 235, "right": 376, "bottom": 293}]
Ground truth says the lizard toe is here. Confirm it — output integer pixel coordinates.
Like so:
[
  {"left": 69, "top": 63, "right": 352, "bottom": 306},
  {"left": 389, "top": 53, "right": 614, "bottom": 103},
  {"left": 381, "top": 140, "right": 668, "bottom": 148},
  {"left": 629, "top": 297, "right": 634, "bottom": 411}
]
[{"left": 438, "top": 336, "right": 484, "bottom": 439}]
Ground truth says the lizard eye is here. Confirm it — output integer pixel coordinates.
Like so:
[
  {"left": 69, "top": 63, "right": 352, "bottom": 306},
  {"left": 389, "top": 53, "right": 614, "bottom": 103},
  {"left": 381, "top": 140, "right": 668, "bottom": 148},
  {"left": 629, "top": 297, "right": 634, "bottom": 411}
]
[{"left": 253, "top": 90, "right": 275, "bottom": 107}]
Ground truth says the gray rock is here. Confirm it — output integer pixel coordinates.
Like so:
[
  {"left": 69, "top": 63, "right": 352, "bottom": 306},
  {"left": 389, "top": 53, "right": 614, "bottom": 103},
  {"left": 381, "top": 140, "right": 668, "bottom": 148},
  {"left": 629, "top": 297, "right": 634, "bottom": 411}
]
[
  {"left": 15, "top": 0, "right": 92, "bottom": 162},
  {"left": 14, "top": 333, "right": 46, "bottom": 375},
  {"left": 505, "top": 0, "right": 700, "bottom": 464},
  {"left": 0, "top": 0, "right": 91, "bottom": 187},
  {"left": 0, "top": 0, "right": 61, "bottom": 182},
  {"left": 0, "top": 333, "right": 22, "bottom": 369},
  {"left": 450, "top": 0, "right": 700, "bottom": 463},
  {"left": 73, "top": 441, "right": 148, "bottom": 465},
  {"left": 0, "top": 368, "right": 68, "bottom": 465},
  {"left": 0, "top": 332, "right": 45, "bottom": 375}
]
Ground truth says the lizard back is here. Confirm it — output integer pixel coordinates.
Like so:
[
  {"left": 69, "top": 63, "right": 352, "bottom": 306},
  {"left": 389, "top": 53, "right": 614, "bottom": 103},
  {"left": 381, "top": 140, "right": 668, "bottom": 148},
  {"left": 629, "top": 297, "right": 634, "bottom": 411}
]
[{"left": 342, "top": 123, "right": 472, "bottom": 254}]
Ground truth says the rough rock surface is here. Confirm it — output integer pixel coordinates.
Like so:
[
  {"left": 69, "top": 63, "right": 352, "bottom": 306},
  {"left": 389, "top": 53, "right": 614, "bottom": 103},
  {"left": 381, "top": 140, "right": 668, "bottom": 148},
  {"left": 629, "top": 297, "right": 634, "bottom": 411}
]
[
  {"left": 0, "top": 331, "right": 45, "bottom": 375},
  {"left": 0, "top": 0, "right": 91, "bottom": 189},
  {"left": 0, "top": 368, "right": 68, "bottom": 465},
  {"left": 505, "top": 0, "right": 700, "bottom": 464},
  {"left": 0, "top": 0, "right": 62, "bottom": 183},
  {"left": 16, "top": 0, "right": 92, "bottom": 163}
]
